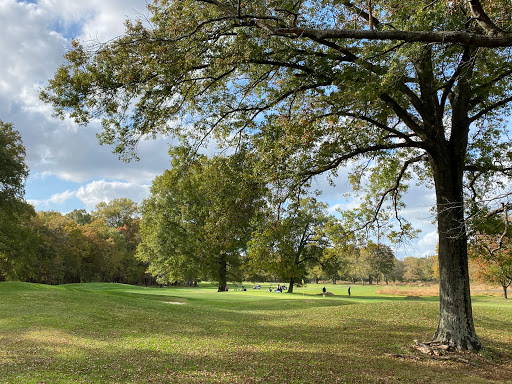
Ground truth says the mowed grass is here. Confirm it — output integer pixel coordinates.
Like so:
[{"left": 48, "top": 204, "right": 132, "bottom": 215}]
[{"left": 0, "top": 282, "right": 511, "bottom": 383}]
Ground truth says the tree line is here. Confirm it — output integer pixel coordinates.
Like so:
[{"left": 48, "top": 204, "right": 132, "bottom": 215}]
[
  {"left": 2, "top": 118, "right": 508, "bottom": 299},
  {"left": 2, "top": 119, "right": 507, "bottom": 298},
  {"left": 0, "top": 198, "right": 146, "bottom": 285}
]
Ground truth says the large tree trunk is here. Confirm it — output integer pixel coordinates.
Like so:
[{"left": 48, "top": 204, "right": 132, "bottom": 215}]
[
  {"left": 217, "top": 253, "right": 227, "bottom": 292},
  {"left": 431, "top": 153, "right": 482, "bottom": 352}
]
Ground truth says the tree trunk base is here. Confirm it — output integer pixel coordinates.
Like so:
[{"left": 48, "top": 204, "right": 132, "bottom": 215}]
[{"left": 433, "top": 327, "right": 482, "bottom": 353}]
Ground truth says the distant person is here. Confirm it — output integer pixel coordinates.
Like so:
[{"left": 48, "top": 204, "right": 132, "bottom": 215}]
[
  {"left": 322, "top": 286, "right": 326, "bottom": 294},
  {"left": 225, "top": 285, "right": 229, "bottom": 291},
  {"left": 268, "top": 287, "right": 272, "bottom": 292},
  {"left": 348, "top": 287, "right": 351, "bottom": 297}
]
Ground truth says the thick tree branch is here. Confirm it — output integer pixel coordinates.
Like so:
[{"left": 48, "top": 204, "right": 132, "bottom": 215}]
[
  {"left": 303, "top": 142, "right": 422, "bottom": 182},
  {"left": 439, "top": 48, "right": 474, "bottom": 114},
  {"left": 379, "top": 93, "right": 426, "bottom": 138},
  {"left": 331, "top": 110, "right": 421, "bottom": 146},
  {"left": 484, "top": 203, "right": 512, "bottom": 219},
  {"left": 273, "top": 28, "right": 512, "bottom": 47},
  {"left": 467, "top": 0, "right": 507, "bottom": 37}
]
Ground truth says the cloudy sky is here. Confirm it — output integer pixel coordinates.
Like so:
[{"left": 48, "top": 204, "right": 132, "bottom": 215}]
[{"left": 1, "top": 0, "right": 438, "bottom": 258}]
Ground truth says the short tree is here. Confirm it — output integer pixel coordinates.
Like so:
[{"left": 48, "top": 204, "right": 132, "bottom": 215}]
[{"left": 470, "top": 208, "right": 512, "bottom": 298}]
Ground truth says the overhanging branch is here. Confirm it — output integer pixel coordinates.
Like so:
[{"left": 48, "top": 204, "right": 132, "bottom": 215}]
[{"left": 274, "top": 28, "right": 512, "bottom": 48}]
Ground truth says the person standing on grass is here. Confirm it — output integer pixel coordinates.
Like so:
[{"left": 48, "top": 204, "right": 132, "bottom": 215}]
[
  {"left": 322, "top": 287, "right": 326, "bottom": 295},
  {"left": 348, "top": 287, "right": 351, "bottom": 297}
]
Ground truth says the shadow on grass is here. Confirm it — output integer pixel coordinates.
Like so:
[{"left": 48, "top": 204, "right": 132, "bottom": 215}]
[
  {"left": 1, "top": 283, "right": 511, "bottom": 383},
  {"left": 1, "top": 318, "right": 506, "bottom": 384}
]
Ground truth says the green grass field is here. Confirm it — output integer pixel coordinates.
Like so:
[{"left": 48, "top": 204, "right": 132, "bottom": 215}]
[{"left": 0, "top": 282, "right": 511, "bottom": 383}]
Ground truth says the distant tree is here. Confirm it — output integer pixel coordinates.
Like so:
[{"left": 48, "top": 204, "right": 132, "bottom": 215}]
[
  {"left": 419, "top": 255, "right": 438, "bottom": 281},
  {"left": 138, "top": 148, "right": 265, "bottom": 291},
  {"left": 403, "top": 256, "right": 422, "bottom": 282},
  {"left": 431, "top": 253, "right": 440, "bottom": 281},
  {"left": 402, "top": 255, "right": 438, "bottom": 282},
  {"left": 93, "top": 198, "right": 139, "bottom": 228},
  {"left": 364, "top": 242, "right": 396, "bottom": 284},
  {"left": 10, "top": 211, "right": 144, "bottom": 285},
  {"left": 470, "top": 243, "right": 512, "bottom": 299},
  {"left": 66, "top": 209, "right": 92, "bottom": 225},
  {"left": 470, "top": 208, "right": 512, "bottom": 299},
  {"left": 307, "top": 265, "right": 325, "bottom": 284},
  {"left": 321, "top": 219, "right": 355, "bottom": 284},
  {"left": 347, "top": 247, "right": 370, "bottom": 286},
  {"left": 389, "top": 258, "right": 405, "bottom": 283},
  {"left": 32, "top": 212, "right": 86, "bottom": 284},
  {"left": 247, "top": 197, "right": 330, "bottom": 293}
]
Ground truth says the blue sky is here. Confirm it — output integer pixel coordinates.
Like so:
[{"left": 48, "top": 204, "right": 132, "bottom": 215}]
[{"left": 1, "top": 0, "right": 439, "bottom": 258}]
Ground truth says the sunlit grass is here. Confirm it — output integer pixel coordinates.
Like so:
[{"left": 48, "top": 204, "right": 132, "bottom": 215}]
[{"left": 0, "top": 281, "right": 511, "bottom": 383}]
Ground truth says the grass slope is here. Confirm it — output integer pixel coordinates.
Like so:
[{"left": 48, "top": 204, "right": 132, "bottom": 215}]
[{"left": 0, "top": 282, "right": 511, "bottom": 383}]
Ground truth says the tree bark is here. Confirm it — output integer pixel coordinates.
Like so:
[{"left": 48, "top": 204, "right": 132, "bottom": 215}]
[
  {"left": 503, "top": 285, "right": 508, "bottom": 299},
  {"left": 288, "top": 277, "right": 295, "bottom": 293},
  {"left": 217, "top": 253, "right": 227, "bottom": 292},
  {"left": 431, "top": 153, "right": 482, "bottom": 352}
]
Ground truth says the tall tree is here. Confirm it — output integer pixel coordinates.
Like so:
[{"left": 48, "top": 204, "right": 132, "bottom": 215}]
[
  {"left": 403, "top": 256, "right": 422, "bottom": 282},
  {"left": 321, "top": 218, "right": 355, "bottom": 283},
  {"left": 41, "top": 0, "right": 512, "bottom": 351},
  {"left": 0, "top": 120, "right": 28, "bottom": 206},
  {"left": 0, "top": 120, "right": 35, "bottom": 281},
  {"left": 66, "top": 209, "right": 93, "bottom": 225},
  {"left": 138, "top": 148, "right": 265, "bottom": 291},
  {"left": 0, "top": 202, "right": 38, "bottom": 282}
]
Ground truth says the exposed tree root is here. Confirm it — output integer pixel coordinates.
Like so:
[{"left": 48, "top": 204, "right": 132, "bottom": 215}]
[{"left": 385, "top": 340, "right": 477, "bottom": 366}]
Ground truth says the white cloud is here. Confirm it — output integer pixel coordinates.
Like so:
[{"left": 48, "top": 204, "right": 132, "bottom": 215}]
[
  {"left": 0, "top": 0, "right": 171, "bottom": 194},
  {"left": 27, "top": 189, "right": 76, "bottom": 210},
  {"left": 76, "top": 180, "right": 150, "bottom": 209},
  {"left": 418, "top": 231, "right": 438, "bottom": 248},
  {"left": 417, "top": 231, "right": 439, "bottom": 257},
  {"left": 28, "top": 179, "right": 151, "bottom": 211}
]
